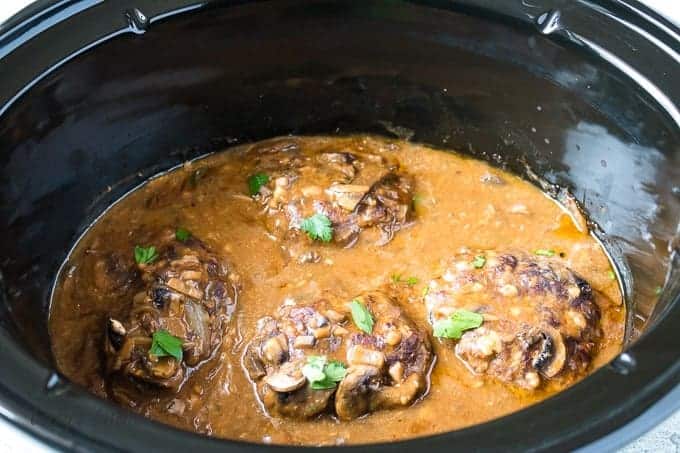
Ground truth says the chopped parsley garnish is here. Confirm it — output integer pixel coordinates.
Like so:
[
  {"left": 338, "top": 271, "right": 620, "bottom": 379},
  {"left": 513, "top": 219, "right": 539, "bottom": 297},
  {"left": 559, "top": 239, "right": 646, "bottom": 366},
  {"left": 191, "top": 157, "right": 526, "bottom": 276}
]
[
  {"left": 422, "top": 286, "right": 430, "bottom": 297},
  {"left": 300, "top": 213, "right": 333, "bottom": 242},
  {"left": 301, "top": 356, "right": 325, "bottom": 382},
  {"left": 473, "top": 255, "right": 486, "bottom": 268},
  {"left": 433, "top": 309, "right": 483, "bottom": 339},
  {"left": 655, "top": 286, "right": 663, "bottom": 296},
  {"left": 175, "top": 228, "right": 191, "bottom": 242},
  {"left": 607, "top": 270, "right": 617, "bottom": 281},
  {"left": 247, "top": 172, "right": 270, "bottom": 196},
  {"left": 350, "top": 299, "right": 374, "bottom": 334},
  {"left": 134, "top": 245, "right": 158, "bottom": 264},
  {"left": 301, "top": 356, "right": 347, "bottom": 390},
  {"left": 324, "top": 360, "right": 347, "bottom": 381},
  {"left": 149, "top": 329, "right": 183, "bottom": 361},
  {"left": 534, "top": 249, "right": 556, "bottom": 257},
  {"left": 391, "top": 274, "right": 418, "bottom": 286}
]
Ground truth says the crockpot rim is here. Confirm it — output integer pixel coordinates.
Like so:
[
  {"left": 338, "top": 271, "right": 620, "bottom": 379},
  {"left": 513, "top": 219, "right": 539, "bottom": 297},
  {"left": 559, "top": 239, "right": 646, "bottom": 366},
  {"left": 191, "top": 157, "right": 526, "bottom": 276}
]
[{"left": 0, "top": 0, "right": 678, "bottom": 451}]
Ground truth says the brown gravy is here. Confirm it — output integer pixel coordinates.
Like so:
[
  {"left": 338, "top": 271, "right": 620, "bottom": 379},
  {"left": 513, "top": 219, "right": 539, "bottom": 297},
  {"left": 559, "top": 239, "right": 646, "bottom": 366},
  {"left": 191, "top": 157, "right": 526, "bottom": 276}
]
[{"left": 49, "top": 135, "right": 624, "bottom": 445}]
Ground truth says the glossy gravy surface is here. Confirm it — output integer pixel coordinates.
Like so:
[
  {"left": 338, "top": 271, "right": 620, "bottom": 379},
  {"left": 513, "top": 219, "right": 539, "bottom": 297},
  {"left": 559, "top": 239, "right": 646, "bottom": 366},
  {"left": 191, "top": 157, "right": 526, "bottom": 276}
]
[{"left": 50, "top": 136, "right": 624, "bottom": 445}]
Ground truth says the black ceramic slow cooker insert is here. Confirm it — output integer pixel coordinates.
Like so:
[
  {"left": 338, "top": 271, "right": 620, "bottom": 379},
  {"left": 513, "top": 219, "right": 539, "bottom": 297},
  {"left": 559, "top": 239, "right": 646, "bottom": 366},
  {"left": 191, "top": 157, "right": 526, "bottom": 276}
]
[{"left": 0, "top": 0, "right": 678, "bottom": 451}]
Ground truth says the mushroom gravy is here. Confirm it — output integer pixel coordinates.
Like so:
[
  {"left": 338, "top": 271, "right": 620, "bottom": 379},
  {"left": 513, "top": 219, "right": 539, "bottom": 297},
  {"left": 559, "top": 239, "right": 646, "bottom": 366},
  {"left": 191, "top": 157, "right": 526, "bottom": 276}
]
[{"left": 49, "top": 135, "right": 624, "bottom": 445}]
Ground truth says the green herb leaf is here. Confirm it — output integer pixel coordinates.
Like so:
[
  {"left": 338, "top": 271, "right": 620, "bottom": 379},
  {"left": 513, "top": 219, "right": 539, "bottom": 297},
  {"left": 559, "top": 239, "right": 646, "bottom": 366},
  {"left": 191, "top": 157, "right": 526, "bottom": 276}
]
[
  {"left": 392, "top": 274, "right": 418, "bottom": 286},
  {"left": 311, "top": 378, "right": 336, "bottom": 390},
  {"left": 607, "top": 270, "right": 617, "bottom": 281},
  {"left": 655, "top": 286, "right": 663, "bottom": 296},
  {"left": 134, "top": 245, "right": 158, "bottom": 264},
  {"left": 247, "top": 172, "right": 270, "bottom": 196},
  {"left": 302, "top": 355, "right": 327, "bottom": 382},
  {"left": 175, "top": 228, "right": 191, "bottom": 242},
  {"left": 302, "top": 356, "right": 347, "bottom": 390},
  {"left": 534, "top": 249, "right": 556, "bottom": 257},
  {"left": 422, "top": 286, "right": 430, "bottom": 297},
  {"left": 473, "top": 255, "right": 486, "bottom": 269},
  {"left": 350, "top": 299, "right": 374, "bottom": 334},
  {"left": 323, "top": 361, "right": 347, "bottom": 382},
  {"left": 405, "top": 276, "right": 418, "bottom": 286},
  {"left": 306, "top": 355, "right": 326, "bottom": 367},
  {"left": 300, "top": 213, "right": 333, "bottom": 242},
  {"left": 433, "top": 309, "right": 483, "bottom": 339},
  {"left": 149, "top": 329, "right": 183, "bottom": 361}
]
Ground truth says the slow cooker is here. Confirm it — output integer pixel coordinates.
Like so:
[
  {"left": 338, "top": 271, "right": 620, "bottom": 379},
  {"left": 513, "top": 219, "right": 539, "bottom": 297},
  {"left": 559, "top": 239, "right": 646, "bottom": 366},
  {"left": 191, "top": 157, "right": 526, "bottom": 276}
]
[{"left": 0, "top": 0, "right": 678, "bottom": 451}]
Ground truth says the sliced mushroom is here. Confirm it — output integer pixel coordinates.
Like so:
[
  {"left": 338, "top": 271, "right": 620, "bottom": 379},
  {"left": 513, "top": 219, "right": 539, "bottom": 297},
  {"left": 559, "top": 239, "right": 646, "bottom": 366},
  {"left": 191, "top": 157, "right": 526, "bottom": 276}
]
[
  {"left": 107, "top": 318, "right": 126, "bottom": 350},
  {"left": 353, "top": 172, "right": 414, "bottom": 245},
  {"left": 335, "top": 365, "right": 380, "bottom": 420},
  {"left": 265, "top": 370, "right": 306, "bottom": 393},
  {"left": 324, "top": 309, "right": 346, "bottom": 323},
  {"left": 535, "top": 329, "right": 566, "bottom": 378},
  {"left": 312, "top": 326, "right": 331, "bottom": 339},
  {"left": 294, "top": 335, "right": 316, "bottom": 349},
  {"left": 347, "top": 345, "right": 385, "bottom": 369},
  {"left": 332, "top": 326, "right": 349, "bottom": 336},
  {"left": 183, "top": 301, "right": 210, "bottom": 366},
  {"left": 262, "top": 384, "right": 334, "bottom": 419},
  {"left": 165, "top": 277, "right": 189, "bottom": 295},
  {"left": 530, "top": 332, "right": 553, "bottom": 371},
  {"left": 179, "top": 270, "right": 203, "bottom": 281},
  {"left": 261, "top": 334, "right": 288, "bottom": 365},
  {"left": 372, "top": 372, "right": 422, "bottom": 408},
  {"left": 171, "top": 254, "right": 200, "bottom": 266},
  {"left": 326, "top": 184, "right": 370, "bottom": 211}
]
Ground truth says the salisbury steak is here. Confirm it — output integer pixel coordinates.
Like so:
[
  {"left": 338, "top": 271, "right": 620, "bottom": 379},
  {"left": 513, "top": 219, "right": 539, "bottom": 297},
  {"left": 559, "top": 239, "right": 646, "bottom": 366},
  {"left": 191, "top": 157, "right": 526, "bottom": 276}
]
[
  {"left": 244, "top": 291, "right": 432, "bottom": 420},
  {"left": 425, "top": 250, "right": 601, "bottom": 389},
  {"left": 103, "top": 229, "right": 239, "bottom": 392},
  {"left": 243, "top": 139, "right": 415, "bottom": 261}
]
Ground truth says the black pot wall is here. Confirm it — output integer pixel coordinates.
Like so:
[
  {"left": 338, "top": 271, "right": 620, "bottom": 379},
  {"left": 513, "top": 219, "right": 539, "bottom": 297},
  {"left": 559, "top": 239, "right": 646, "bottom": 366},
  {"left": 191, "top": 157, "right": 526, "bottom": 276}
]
[{"left": 0, "top": 1, "right": 678, "bottom": 451}]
